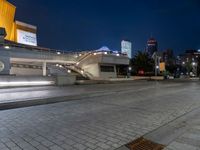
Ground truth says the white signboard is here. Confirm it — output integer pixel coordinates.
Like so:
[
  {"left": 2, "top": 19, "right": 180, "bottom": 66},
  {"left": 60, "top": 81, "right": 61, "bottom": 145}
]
[
  {"left": 17, "top": 29, "right": 37, "bottom": 46},
  {"left": 121, "top": 40, "right": 132, "bottom": 59}
]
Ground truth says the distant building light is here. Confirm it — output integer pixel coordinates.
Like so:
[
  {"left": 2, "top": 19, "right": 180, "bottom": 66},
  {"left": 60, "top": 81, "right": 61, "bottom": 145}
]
[
  {"left": 192, "top": 62, "right": 196, "bottom": 66},
  {"left": 57, "top": 52, "right": 61, "bottom": 55},
  {"left": 59, "top": 65, "right": 63, "bottom": 68},
  {"left": 182, "top": 62, "right": 185, "bottom": 65},
  {"left": 81, "top": 70, "right": 84, "bottom": 74},
  {"left": 67, "top": 70, "right": 71, "bottom": 73},
  {"left": 4, "top": 46, "right": 10, "bottom": 49},
  {"left": 79, "top": 54, "right": 82, "bottom": 57},
  {"left": 76, "top": 62, "right": 80, "bottom": 65},
  {"left": 93, "top": 53, "right": 97, "bottom": 55},
  {"left": 156, "top": 65, "right": 159, "bottom": 69},
  {"left": 116, "top": 53, "right": 120, "bottom": 56},
  {"left": 128, "top": 67, "right": 132, "bottom": 71},
  {"left": 56, "top": 64, "right": 59, "bottom": 67},
  {"left": 104, "top": 52, "right": 108, "bottom": 55}
]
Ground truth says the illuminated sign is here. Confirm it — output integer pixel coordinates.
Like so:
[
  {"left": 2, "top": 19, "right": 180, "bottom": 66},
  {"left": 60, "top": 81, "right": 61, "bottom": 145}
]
[
  {"left": 17, "top": 29, "right": 37, "bottom": 46},
  {"left": 159, "top": 62, "right": 166, "bottom": 71},
  {"left": 121, "top": 40, "right": 132, "bottom": 59}
]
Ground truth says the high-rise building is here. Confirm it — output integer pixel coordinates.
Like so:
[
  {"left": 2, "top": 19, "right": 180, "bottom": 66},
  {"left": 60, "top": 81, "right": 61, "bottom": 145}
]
[
  {"left": 162, "top": 49, "right": 174, "bottom": 65},
  {"left": 146, "top": 38, "right": 158, "bottom": 57},
  {"left": 121, "top": 40, "right": 132, "bottom": 59}
]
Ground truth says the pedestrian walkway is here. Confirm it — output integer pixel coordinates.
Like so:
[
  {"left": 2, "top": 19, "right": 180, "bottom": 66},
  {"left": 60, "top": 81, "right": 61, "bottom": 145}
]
[{"left": 0, "top": 81, "right": 199, "bottom": 150}]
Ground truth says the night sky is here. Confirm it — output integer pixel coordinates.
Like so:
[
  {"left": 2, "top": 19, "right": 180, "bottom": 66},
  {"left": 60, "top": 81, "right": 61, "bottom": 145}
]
[{"left": 11, "top": 0, "right": 200, "bottom": 55}]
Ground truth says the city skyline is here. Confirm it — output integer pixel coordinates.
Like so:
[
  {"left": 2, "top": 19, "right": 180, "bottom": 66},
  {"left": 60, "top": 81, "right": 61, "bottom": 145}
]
[{"left": 11, "top": 0, "right": 200, "bottom": 54}]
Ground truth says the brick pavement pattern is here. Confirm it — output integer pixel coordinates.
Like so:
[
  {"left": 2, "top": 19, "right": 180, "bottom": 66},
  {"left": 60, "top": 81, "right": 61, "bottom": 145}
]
[{"left": 0, "top": 81, "right": 200, "bottom": 150}]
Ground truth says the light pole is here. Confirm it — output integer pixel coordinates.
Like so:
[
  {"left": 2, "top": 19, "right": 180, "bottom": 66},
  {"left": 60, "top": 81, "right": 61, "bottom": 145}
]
[{"left": 192, "top": 62, "right": 197, "bottom": 77}]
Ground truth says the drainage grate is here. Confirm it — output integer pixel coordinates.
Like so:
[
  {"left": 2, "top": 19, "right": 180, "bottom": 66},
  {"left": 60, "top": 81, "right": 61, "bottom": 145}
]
[{"left": 126, "top": 137, "right": 165, "bottom": 150}]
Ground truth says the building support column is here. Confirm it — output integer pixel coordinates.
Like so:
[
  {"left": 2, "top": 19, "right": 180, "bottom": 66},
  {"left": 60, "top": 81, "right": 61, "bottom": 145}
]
[{"left": 42, "top": 62, "right": 47, "bottom": 76}]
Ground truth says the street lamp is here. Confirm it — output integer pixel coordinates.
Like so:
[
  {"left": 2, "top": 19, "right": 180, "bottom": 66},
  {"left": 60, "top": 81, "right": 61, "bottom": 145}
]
[{"left": 192, "top": 62, "right": 197, "bottom": 77}]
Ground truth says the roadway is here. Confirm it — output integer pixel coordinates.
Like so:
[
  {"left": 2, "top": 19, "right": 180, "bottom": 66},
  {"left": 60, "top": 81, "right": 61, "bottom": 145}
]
[{"left": 0, "top": 81, "right": 200, "bottom": 150}]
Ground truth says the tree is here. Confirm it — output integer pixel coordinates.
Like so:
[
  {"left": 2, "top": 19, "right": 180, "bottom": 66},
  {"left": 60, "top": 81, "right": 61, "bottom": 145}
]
[{"left": 130, "top": 51, "right": 154, "bottom": 75}]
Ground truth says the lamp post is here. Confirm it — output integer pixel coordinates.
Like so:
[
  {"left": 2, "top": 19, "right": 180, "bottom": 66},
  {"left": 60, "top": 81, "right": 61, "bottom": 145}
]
[
  {"left": 153, "top": 52, "right": 161, "bottom": 76},
  {"left": 192, "top": 62, "right": 197, "bottom": 77}
]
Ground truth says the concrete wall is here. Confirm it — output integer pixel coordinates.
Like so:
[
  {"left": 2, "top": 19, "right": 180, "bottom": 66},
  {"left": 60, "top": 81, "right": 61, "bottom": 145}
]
[
  {"left": 49, "top": 66, "right": 68, "bottom": 76},
  {"left": 99, "top": 65, "right": 117, "bottom": 79},
  {"left": 101, "top": 55, "right": 129, "bottom": 65},
  {"left": 56, "top": 75, "right": 76, "bottom": 85},
  {"left": 0, "top": 56, "right": 10, "bottom": 75},
  {"left": 10, "top": 67, "right": 43, "bottom": 76},
  {"left": 79, "top": 54, "right": 129, "bottom": 67},
  {"left": 82, "top": 63, "right": 100, "bottom": 78}
]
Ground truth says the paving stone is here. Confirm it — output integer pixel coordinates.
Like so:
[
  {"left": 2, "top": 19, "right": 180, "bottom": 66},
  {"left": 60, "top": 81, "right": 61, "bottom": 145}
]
[{"left": 0, "top": 82, "right": 200, "bottom": 150}]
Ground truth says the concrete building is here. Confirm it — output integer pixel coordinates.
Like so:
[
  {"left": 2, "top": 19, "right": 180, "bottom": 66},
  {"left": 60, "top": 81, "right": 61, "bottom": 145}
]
[
  {"left": 75, "top": 47, "right": 129, "bottom": 80},
  {"left": 0, "top": 0, "right": 130, "bottom": 85},
  {"left": 0, "top": 38, "right": 129, "bottom": 80},
  {"left": 0, "top": 0, "right": 37, "bottom": 46}
]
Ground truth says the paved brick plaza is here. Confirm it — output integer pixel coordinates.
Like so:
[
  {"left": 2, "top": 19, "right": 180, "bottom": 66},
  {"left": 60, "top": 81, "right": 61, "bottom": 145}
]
[{"left": 0, "top": 81, "right": 200, "bottom": 150}]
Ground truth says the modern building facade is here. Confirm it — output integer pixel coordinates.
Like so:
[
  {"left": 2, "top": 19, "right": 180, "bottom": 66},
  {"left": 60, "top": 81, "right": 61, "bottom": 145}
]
[
  {"left": 146, "top": 38, "right": 158, "bottom": 57},
  {"left": 0, "top": 0, "right": 37, "bottom": 46},
  {"left": 121, "top": 40, "right": 132, "bottom": 59}
]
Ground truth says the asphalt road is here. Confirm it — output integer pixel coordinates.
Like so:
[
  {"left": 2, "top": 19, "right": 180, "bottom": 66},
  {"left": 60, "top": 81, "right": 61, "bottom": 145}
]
[{"left": 0, "top": 81, "right": 200, "bottom": 150}]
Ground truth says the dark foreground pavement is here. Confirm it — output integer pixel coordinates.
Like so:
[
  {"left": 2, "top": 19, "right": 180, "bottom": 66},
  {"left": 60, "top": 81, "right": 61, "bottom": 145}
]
[{"left": 0, "top": 81, "right": 200, "bottom": 150}]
